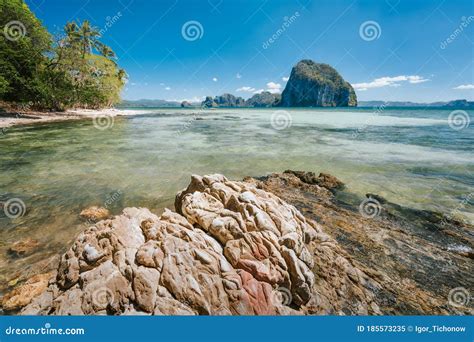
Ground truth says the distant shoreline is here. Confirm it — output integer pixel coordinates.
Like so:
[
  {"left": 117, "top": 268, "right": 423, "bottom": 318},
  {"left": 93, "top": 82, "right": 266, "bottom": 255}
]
[
  {"left": 0, "top": 108, "right": 129, "bottom": 130},
  {"left": 1, "top": 104, "right": 472, "bottom": 130}
]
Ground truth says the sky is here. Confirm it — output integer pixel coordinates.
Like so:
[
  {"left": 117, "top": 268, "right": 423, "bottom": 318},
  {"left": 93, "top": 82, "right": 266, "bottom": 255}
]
[{"left": 26, "top": 0, "right": 474, "bottom": 102}]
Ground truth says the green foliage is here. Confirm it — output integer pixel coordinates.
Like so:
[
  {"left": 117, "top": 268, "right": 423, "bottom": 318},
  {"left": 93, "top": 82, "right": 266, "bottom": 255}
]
[
  {"left": 0, "top": 1, "right": 126, "bottom": 110},
  {"left": 0, "top": 0, "right": 51, "bottom": 104}
]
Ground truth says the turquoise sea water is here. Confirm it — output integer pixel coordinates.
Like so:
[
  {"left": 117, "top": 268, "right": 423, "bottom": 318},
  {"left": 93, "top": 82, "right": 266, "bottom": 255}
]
[{"left": 0, "top": 107, "right": 473, "bottom": 289}]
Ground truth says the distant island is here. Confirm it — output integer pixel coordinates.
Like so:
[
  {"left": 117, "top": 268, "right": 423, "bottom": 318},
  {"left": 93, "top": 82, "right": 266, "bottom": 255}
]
[
  {"left": 117, "top": 59, "right": 473, "bottom": 110},
  {"left": 117, "top": 97, "right": 474, "bottom": 110},
  {"left": 358, "top": 99, "right": 474, "bottom": 108}
]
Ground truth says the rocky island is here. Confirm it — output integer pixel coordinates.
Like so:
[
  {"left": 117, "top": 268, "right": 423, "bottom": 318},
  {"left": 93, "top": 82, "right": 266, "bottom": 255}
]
[
  {"left": 200, "top": 59, "right": 357, "bottom": 108},
  {"left": 280, "top": 60, "right": 357, "bottom": 107},
  {"left": 4, "top": 172, "right": 471, "bottom": 315}
]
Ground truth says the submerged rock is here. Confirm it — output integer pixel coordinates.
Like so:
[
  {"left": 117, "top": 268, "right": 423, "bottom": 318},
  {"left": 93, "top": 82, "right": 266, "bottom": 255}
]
[
  {"left": 284, "top": 170, "right": 344, "bottom": 191},
  {"left": 2, "top": 272, "right": 54, "bottom": 311},
  {"left": 280, "top": 60, "right": 357, "bottom": 107},
  {"left": 8, "top": 238, "right": 41, "bottom": 257},
  {"left": 80, "top": 206, "right": 111, "bottom": 223}
]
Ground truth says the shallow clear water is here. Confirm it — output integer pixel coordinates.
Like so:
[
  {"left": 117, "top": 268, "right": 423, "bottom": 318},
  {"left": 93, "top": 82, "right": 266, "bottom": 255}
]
[{"left": 0, "top": 107, "right": 473, "bottom": 289}]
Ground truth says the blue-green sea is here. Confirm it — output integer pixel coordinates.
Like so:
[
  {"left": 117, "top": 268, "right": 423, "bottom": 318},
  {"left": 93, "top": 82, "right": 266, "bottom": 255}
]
[{"left": 0, "top": 107, "right": 473, "bottom": 289}]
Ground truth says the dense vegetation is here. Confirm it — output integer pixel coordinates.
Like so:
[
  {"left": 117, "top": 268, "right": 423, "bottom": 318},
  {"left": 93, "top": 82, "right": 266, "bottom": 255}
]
[{"left": 0, "top": 0, "right": 126, "bottom": 110}]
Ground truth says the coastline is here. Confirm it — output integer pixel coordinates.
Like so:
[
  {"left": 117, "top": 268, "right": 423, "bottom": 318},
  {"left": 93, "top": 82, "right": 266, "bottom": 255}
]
[{"left": 0, "top": 108, "right": 130, "bottom": 130}]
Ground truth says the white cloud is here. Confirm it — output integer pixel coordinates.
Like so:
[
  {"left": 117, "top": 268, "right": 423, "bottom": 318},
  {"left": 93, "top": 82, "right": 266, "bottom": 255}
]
[
  {"left": 238, "top": 82, "right": 283, "bottom": 95},
  {"left": 173, "top": 96, "right": 205, "bottom": 103},
  {"left": 236, "top": 73, "right": 242, "bottom": 79},
  {"left": 453, "top": 84, "right": 474, "bottom": 90},
  {"left": 282, "top": 77, "right": 289, "bottom": 82},
  {"left": 352, "top": 75, "right": 429, "bottom": 91},
  {"left": 236, "top": 86, "right": 256, "bottom": 92},
  {"left": 165, "top": 86, "right": 171, "bottom": 90},
  {"left": 212, "top": 77, "right": 218, "bottom": 82},
  {"left": 266, "top": 82, "right": 282, "bottom": 94}
]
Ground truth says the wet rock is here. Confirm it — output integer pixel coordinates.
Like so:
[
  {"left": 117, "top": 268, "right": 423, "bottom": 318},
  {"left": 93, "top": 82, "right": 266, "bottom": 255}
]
[
  {"left": 316, "top": 173, "right": 345, "bottom": 190},
  {"left": 284, "top": 170, "right": 344, "bottom": 190},
  {"left": 8, "top": 238, "right": 41, "bottom": 257},
  {"left": 23, "top": 174, "right": 383, "bottom": 316},
  {"left": 80, "top": 206, "right": 111, "bottom": 222},
  {"left": 256, "top": 172, "right": 474, "bottom": 315},
  {"left": 366, "top": 193, "right": 387, "bottom": 204},
  {"left": 2, "top": 272, "right": 54, "bottom": 311}
]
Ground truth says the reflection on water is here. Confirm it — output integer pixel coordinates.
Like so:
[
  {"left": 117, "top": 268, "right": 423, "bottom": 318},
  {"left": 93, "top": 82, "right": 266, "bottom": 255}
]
[{"left": 0, "top": 107, "right": 473, "bottom": 293}]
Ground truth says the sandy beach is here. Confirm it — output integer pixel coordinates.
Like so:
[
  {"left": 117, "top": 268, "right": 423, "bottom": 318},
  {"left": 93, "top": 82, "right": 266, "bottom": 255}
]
[{"left": 0, "top": 108, "right": 130, "bottom": 130}]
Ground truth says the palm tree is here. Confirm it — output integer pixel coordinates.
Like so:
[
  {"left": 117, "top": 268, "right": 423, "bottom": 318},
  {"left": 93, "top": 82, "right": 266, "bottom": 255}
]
[
  {"left": 64, "top": 20, "right": 116, "bottom": 61},
  {"left": 98, "top": 45, "right": 116, "bottom": 60}
]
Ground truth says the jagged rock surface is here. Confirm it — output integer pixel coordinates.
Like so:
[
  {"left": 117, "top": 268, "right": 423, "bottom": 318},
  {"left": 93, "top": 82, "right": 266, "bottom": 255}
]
[
  {"left": 22, "top": 174, "right": 382, "bottom": 315},
  {"left": 245, "top": 91, "right": 281, "bottom": 107},
  {"left": 280, "top": 60, "right": 357, "bottom": 107},
  {"left": 256, "top": 172, "right": 473, "bottom": 315}
]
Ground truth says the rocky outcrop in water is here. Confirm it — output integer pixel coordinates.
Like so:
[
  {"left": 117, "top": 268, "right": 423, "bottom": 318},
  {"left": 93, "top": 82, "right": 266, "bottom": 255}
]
[
  {"left": 201, "top": 92, "right": 280, "bottom": 108},
  {"left": 245, "top": 91, "right": 281, "bottom": 107},
  {"left": 258, "top": 172, "right": 473, "bottom": 315},
  {"left": 20, "top": 174, "right": 382, "bottom": 315},
  {"left": 280, "top": 60, "right": 357, "bottom": 107},
  {"left": 13, "top": 172, "right": 473, "bottom": 315},
  {"left": 201, "top": 94, "right": 245, "bottom": 108}
]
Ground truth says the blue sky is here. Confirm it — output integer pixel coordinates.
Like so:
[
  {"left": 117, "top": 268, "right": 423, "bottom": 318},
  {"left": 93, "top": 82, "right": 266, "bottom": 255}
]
[{"left": 27, "top": 0, "right": 474, "bottom": 102}]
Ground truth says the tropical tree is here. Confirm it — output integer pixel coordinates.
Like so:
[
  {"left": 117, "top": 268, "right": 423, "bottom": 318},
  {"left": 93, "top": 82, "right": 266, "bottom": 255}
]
[{"left": 0, "top": 1, "right": 126, "bottom": 110}]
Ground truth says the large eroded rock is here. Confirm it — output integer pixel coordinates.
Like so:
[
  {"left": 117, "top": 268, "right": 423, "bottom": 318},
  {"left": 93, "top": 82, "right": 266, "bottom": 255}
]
[{"left": 22, "top": 174, "right": 382, "bottom": 315}]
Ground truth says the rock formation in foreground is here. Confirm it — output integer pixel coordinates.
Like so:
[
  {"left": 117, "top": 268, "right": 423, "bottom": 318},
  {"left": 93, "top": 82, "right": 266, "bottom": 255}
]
[
  {"left": 14, "top": 172, "right": 473, "bottom": 315},
  {"left": 21, "top": 174, "right": 382, "bottom": 315},
  {"left": 280, "top": 60, "right": 357, "bottom": 107}
]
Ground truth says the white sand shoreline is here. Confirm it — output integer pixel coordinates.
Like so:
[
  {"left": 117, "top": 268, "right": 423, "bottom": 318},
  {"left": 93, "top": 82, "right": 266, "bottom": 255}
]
[{"left": 0, "top": 108, "right": 135, "bottom": 129}]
